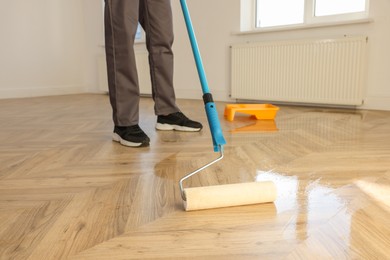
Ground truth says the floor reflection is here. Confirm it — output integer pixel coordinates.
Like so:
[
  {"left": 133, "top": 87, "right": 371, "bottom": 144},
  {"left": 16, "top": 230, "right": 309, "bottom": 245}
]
[
  {"left": 355, "top": 180, "right": 390, "bottom": 211},
  {"left": 255, "top": 170, "right": 352, "bottom": 244},
  {"left": 230, "top": 119, "right": 278, "bottom": 133}
]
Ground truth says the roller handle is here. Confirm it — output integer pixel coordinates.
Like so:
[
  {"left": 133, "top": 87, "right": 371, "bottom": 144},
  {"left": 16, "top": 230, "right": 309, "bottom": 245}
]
[
  {"left": 180, "top": 0, "right": 226, "bottom": 152},
  {"left": 204, "top": 94, "right": 226, "bottom": 152},
  {"left": 180, "top": 0, "right": 209, "bottom": 94}
]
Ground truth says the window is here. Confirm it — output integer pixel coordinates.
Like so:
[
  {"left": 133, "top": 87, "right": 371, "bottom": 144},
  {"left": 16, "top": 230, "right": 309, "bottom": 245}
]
[
  {"left": 315, "top": 0, "right": 366, "bottom": 17},
  {"left": 255, "top": 0, "right": 369, "bottom": 29},
  {"left": 256, "top": 0, "right": 304, "bottom": 27},
  {"left": 135, "top": 24, "right": 145, "bottom": 43}
]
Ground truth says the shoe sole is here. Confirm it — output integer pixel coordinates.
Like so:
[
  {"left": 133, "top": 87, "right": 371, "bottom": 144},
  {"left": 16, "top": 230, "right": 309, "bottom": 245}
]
[
  {"left": 112, "top": 133, "right": 149, "bottom": 147},
  {"left": 155, "top": 123, "right": 201, "bottom": 132}
]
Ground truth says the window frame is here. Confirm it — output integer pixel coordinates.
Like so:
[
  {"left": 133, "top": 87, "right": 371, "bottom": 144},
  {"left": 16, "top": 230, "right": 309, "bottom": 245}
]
[
  {"left": 242, "top": 0, "right": 370, "bottom": 32},
  {"left": 304, "top": 0, "right": 370, "bottom": 25}
]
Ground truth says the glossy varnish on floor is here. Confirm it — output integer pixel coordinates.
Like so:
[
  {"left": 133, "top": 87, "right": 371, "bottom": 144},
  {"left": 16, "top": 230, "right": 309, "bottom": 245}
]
[{"left": 0, "top": 94, "right": 389, "bottom": 259}]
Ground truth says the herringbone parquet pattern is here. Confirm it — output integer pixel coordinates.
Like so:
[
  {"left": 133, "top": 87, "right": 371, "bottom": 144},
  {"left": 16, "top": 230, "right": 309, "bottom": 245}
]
[{"left": 0, "top": 94, "right": 389, "bottom": 259}]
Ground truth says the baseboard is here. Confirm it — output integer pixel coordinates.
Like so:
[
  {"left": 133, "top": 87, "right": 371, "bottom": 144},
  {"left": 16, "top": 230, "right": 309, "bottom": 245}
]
[
  {"left": 0, "top": 85, "right": 86, "bottom": 99},
  {"left": 361, "top": 96, "right": 390, "bottom": 111}
]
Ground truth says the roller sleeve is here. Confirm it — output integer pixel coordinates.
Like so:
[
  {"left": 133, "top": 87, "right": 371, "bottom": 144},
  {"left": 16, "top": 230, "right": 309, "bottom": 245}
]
[{"left": 184, "top": 181, "right": 277, "bottom": 211}]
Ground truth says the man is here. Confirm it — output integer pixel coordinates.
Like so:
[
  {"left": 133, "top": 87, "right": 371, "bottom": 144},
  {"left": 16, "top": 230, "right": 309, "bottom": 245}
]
[{"left": 104, "top": 0, "right": 203, "bottom": 148}]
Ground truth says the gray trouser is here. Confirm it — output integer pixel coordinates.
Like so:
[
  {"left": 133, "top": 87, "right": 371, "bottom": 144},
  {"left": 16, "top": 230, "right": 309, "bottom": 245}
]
[{"left": 104, "top": 0, "right": 179, "bottom": 126}]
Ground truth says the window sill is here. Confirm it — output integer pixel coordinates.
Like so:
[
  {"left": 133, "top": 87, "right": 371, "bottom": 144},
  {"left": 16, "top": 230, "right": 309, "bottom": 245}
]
[{"left": 234, "top": 18, "right": 373, "bottom": 35}]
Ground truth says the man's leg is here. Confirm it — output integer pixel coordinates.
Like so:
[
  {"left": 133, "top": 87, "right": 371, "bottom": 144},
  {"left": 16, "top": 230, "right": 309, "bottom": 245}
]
[
  {"left": 105, "top": 0, "right": 140, "bottom": 126},
  {"left": 139, "top": 0, "right": 202, "bottom": 132},
  {"left": 105, "top": 0, "right": 150, "bottom": 147},
  {"left": 139, "top": 0, "right": 179, "bottom": 116}
]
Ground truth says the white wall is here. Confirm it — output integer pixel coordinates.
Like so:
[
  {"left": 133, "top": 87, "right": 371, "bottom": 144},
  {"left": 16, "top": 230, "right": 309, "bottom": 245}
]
[
  {"left": 169, "top": 0, "right": 390, "bottom": 110},
  {"left": 171, "top": 0, "right": 241, "bottom": 102},
  {"left": 81, "top": 0, "right": 105, "bottom": 93},
  {"left": 1, "top": 0, "right": 389, "bottom": 111},
  {"left": 0, "top": 0, "right": 88, "bottom": 99}
]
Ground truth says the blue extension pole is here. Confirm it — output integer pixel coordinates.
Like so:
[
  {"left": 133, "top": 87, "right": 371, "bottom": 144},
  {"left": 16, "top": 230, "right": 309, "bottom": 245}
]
[
  {"left": 179, "top": 0, "right": 226, "bottom": 152},
  {"left": 179, "top": 0, "right": 209, "bottom": 94}
]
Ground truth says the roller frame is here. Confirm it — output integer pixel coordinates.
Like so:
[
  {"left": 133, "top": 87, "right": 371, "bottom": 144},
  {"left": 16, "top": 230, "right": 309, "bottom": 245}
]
[{"left": 179, "top": 145, "right": 224, "bottom": 201}]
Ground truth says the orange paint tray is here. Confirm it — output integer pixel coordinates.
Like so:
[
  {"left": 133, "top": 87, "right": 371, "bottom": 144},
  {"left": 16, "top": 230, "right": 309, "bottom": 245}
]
[{"left": 224, "top": 104, "right": 279, "bottom": 121}]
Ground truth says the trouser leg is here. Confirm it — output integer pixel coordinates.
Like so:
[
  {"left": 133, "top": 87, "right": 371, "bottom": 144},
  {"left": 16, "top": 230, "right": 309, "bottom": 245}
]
[
  {"left": 139, "top": 0, "right": 179, "bottom": 116},
  {"left": 104, "top": 0, "right": 140, "bottom": 126}
]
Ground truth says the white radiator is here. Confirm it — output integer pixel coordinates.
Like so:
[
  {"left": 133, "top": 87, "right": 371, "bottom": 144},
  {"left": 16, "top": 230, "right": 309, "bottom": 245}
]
[{"left": 231, "top": 36, "right": 367, "bottom": 106}]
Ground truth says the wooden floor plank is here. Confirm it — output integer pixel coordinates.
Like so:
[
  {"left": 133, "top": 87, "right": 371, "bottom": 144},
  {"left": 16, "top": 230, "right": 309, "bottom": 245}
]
[{"left": 0, "top": 94, "right": 389, "bottom": 259}]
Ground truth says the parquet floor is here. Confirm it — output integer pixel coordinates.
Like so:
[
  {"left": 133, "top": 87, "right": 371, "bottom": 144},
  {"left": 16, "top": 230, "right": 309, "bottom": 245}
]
[{"left": 0, "top": 94, "right": 389, "bottom": 259}]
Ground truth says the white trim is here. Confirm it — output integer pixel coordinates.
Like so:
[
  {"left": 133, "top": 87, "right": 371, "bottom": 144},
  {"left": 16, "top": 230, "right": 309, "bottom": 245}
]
[
  {"left": 240, "top": 0, "right": 256, "bottom": 31},
  {"left": 234, "top": 18, "right": 373, "bottom": 35},
  {"left": 308, "top": 12, "right": 370, "bottom": 25},
  {"left": 304, "top": 0, "right": 314, "bottom": 24},
  {"left": 361, "top": 97, "right": 390, "bottom": 111},
  {"left": 0, "top": 85, "right": 85, "bottom": 99}
]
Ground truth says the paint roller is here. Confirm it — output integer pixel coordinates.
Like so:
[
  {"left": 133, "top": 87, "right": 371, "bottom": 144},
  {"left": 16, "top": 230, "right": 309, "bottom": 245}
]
[{"left": 179, "top": 0, "right": 277, "bottom": 211}]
